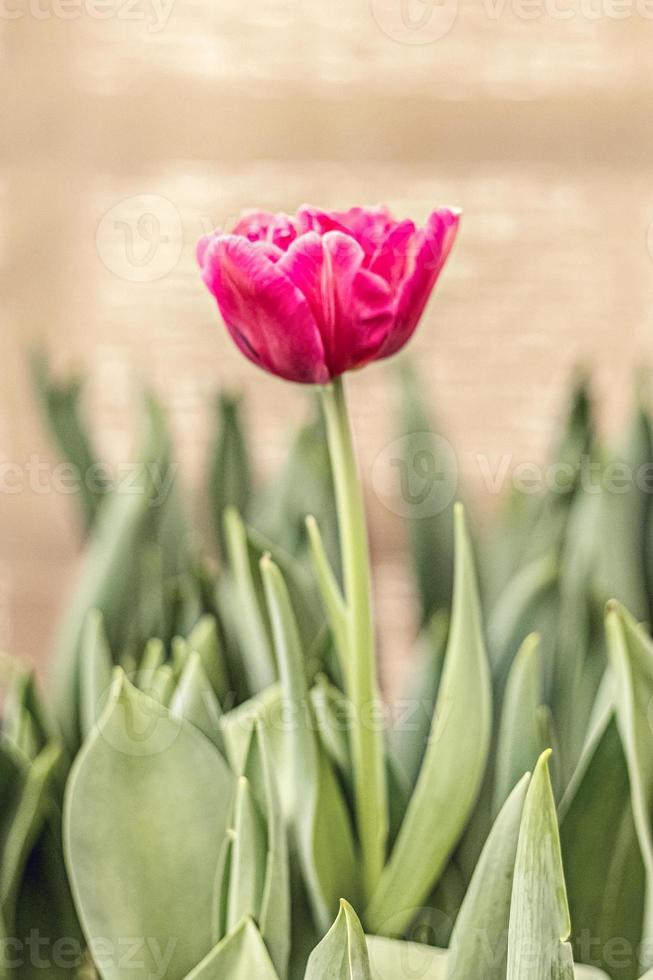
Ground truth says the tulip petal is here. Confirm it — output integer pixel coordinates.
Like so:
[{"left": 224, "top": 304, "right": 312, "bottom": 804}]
[
  {"left": 200, "top": 235, "right": 328, "bottom": 384},
  {"left": 368, "top": 219, "right": 416, "bottom": 289},
  {"left": 297, "top": 205, "right": 394, "bottom": 264},
  {"left": 382, "top": 208, "right": 460, "bottom": 358},
  {"left": 278, "top": 231, "right": 393, "bottom": 377},
  {"left": 233, "top": 210, "right": 299, "bottom": 250}
]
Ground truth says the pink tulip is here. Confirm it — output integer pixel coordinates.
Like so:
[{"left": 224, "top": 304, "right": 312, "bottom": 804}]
[{"left": 197, "top": 204, "right": 460, "bottom": 384}]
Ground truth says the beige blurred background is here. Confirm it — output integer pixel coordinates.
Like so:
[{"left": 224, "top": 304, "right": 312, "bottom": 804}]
[{"left": 1, "top": 0, "right": 653, "bottom": 682}]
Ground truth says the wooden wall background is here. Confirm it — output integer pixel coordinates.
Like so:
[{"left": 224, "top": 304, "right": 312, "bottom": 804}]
[{"left": 1, "top": 0, "right": 652, "bottom": 685}]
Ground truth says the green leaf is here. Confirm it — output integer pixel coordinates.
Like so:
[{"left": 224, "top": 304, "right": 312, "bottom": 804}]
[
  {"left": 185, "top": 918, "right": 280, "bottom": 980},
  {"left": 51, "top": 398, "right": 174, "bottom": 749},
  {"left": 593, "top": 415, "right": 652, "bottom": 621},
  {"left": 169, "top": 652, "right": 224, "bottom": 752},
  {"left": 493, "top": 634, "right": 542, "bottom": 815},
  {"left": 30, "top": 351, "right": 107, "bottom": 532},
  {"left": 398, "top": 361, "right": 456, "bottom": 625},
  {"left": 242, "top": 720, "right": 291, "bottom": 979},
  {"left": 137, "top": 637, "right": 166, "bottom": 691},
  {"left": 64, "top": 672, "right": 236, "bottom": 980},
  {"left": 254, "top": 407, "right": 337, "bottom": 567},
  {"left": 304, "top": 901, "right": 371, "bottom": 980},
  {"left": 148, "top": 664, "right": 176, "bottom": 706},
  {"left": 447, "top": 774, "right": 530, "bottom": 980},
  {"left": 606, "top": 601, "right": 653, "bottom": 963},
  {"left": 224, "top": 694, "right": 291, "bottom": 797},
  {"left": 260, "top": 556, "right": 360, "bottom": 933},
  {"left": 369, "top": 943, "right": 607, "bottom": 980},
  {"left": 222, "top": 508, "right": 276, "bottom": 693},
  {"left": 559, "top": 706, "right": 644, "bottom": 980},
  {"left": 507, "top": 751, "right": 573, "bottom": 980},
  {"left": 310, "top": 675, "right": 352, "bottom": 789},
  {"left": 366, "top": 504, "right": 491, "bottom": 936},
  {"left": 487, "top": 550, "right": 559, "bottom": 694},
  {"left": 13, "top": 817, "right": 85, "bottom": 979},
  {"left": 366, "top": 936, "right": 447, "bottom": 979},
  {"left": 0, "top": 744, "right": 62, "bottom": 936},
  {"left": 79, "top": 610, "right": 113, "bottom": 741},
  {"left": 225, "top": 777, "right": 268, "bottom": 933},
  {"left": 306, "top": 515, "right": 348, "bottom": 672},
  {"left": 185, "top": 616, "right": 230, "bottom": 705},
  {"left": 391, "top": 611, "right": 448, "bottom": 790},
  {"left": 209, "top": 394, "right": 253, "bottom": 555}
]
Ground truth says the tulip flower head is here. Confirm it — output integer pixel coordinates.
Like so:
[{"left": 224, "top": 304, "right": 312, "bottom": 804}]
[{"left": 197, "top": 204, "right": 460, "bottom": 384}]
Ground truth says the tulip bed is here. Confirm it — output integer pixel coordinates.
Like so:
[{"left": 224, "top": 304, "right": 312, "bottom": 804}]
[
  {"left": 2, "top": 205, "right": 653, "bottom": 979},
  {"left": 0, "top": 356, "right": 650, "bottom": 980}
]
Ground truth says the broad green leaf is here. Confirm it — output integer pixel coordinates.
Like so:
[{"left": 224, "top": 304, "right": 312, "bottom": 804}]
[
  {"left": 447, "top": 774, "right": 530, "bottom": 980},
  {"left": 79, "top": 610, "right": 113, "bottom": 741},
  {"left": 493, "top": 634, "right": 542, "bottom": 815},
  {"left": 366, "top": 943, "right": 605, "bottom": 980},
  {"left": 209, "top": 394, "right": 253, "bottom": 555},
  {"left": 170, "top": 652, "right": 224, "bottom": 752},
  {"left": 366, "top": 504, "right": 491, "bottom": 936},
  {"left": 606, "top": 601, "right": 653, "bottom": 961},
  {"left": 367, "top": 936, "right": 447, "bottom": 979},
  {"left": 559, "top": 706, "right": 644, "bottom": 980},
  {"left": 260, "top": 557, "right": 359, "bottom": 933},
  {"left": 185, "top": 918, "right": 280, "bottom": 980},
  {"left": 304, "top": 901, "right": 371, "bottom": 980},
  {"left": 507, "top": 751, "right": 573, "bottom": 980},
  {"left": 64, "top": 672, "right": 236, "bottom": 980}
]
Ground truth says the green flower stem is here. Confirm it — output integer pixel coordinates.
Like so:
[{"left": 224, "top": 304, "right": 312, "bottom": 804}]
[{"left": 319, "top": 376, "right": 388, "bottom": 899}]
